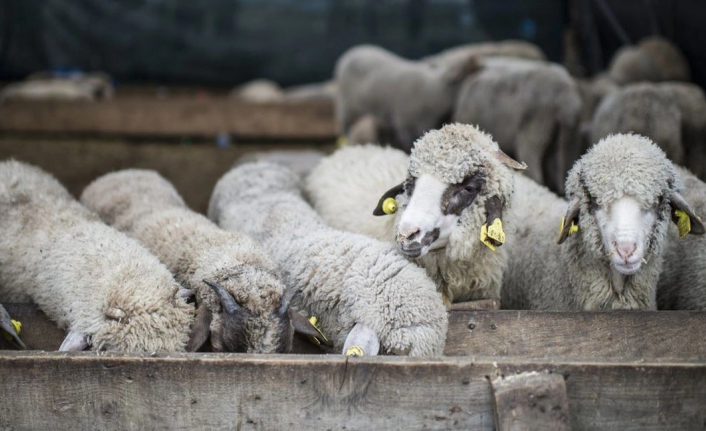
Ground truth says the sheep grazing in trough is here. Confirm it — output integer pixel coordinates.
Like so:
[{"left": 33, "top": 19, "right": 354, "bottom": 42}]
[
  {"left": 423, "top": 39, "right": 546, "bottom": 68},
  {"left": 608, "top": 36, "right": 690, "bottom": 85},
  {"left": 209, "top": 162, "right": 448, "bottom": 356},
  {"left": 591, "top": 82, "right": 706, "bottom": 177},
  {"left": 81, "top": 169, "right": 321, "bottom": 353},
  {"left": 502, "top": 134, "right": 704, "bottom": 310},
  {"left": 0, "top": 161, "right": 193, "bottom": 351},
  {"left": 658, "top": 167, "right": 706, "bottom": 310},
  {"left": 452, "top": 57, "right": 583, "bottom": 193},
  {"left": 335, "top": 45, "right": 481, "bottom": 152},
  {"left": 305, "top": 123, "right": 528, "bottom": 306}
]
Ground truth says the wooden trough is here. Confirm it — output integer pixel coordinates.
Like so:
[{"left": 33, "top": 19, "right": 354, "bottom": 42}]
[{"left": 1, "top": 304, "right": 705, "bottom": 430}]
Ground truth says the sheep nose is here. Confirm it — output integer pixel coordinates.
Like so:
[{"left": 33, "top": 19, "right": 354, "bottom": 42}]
[
  {"left": 613, "top": 240, "right": 637, "bottom": 262},
  {"left": 397, "top": 226, "right": 421, "bottom": 242}
]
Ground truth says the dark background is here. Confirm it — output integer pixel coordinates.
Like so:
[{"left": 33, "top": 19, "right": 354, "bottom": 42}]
[{"left": 0, "top": 0, "right": 704, "bottom": 87}]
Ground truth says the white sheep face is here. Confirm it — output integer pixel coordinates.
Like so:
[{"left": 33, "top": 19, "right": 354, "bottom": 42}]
[
  {"left": 595, "top": 196, "right": 656, "bottom": 275},
  {"left": 395, "top": 174, "right": 465, "bottom": 258}
]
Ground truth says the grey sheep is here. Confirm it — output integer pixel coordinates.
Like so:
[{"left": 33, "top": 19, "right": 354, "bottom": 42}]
[
  {"left": 306, "top": 124, "right": 527, "bottom": 306},
  {"left": 502, "top": 134, "right": 704, "bottom": 310},
  {"left": 81, "top": 170, "right": 321, "bottom": 353},
  {"left": 423, "top": 40, "right": 546, "bottom": 68},
  {"left": 591, "top": 82, "right": 706, "bottom": 177},
  {"left": 658, "top": 166, "right": 706, "bottom": 310},
  {"left": 335, "top": 44, "right": 480, "bottom": 152},
  {"left": 452, "top": 57, "right": 583, "bottom": 193},
  {"left": 0, "top": 161, "right": 193, "bottom": 351},
  {"left": 209, "top": 162, "right": 448, "bottom": 356},
  {"left": 609, "top": 36, "right": 690, "bottom": 85}
]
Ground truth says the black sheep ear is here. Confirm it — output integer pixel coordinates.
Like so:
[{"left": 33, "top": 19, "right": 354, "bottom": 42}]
[
  {"left": 670, "top": 192, "right": 706, "bottom": 238},
  {"left": 373, "top": 182, "right": 405, "bottom": 216},
  {"left": 557, "top": 200, "right": 581, "bottom": 244}
]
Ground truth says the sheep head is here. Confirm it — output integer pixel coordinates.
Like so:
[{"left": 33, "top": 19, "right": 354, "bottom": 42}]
[
  {"left": 559, "top": 133, "right": 704, "bottom": 277},
  {"left": 373, "top": 124, "right": 525, "bottom": 259}
]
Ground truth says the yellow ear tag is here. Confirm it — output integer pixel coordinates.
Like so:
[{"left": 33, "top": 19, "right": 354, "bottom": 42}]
[
  {"left": 345, "top": 346, "right": 365, "bottom": 357},
  {"left": 480, "top": 219, "right": 505, "bottom": 251},
  {"left": 558, "top": 217, "right": 579, "bottom": 239},
  {"left": 1, "top": 319, "right": 21, "bottom": 342},
  {"left": 307, "top": 316, "right": 329, "bottom": 347},
  {"left": 336, "top": 136, "right": 349, "bottom": 148},
  {"left": 674, "top": 209, "right": 692, "bottom": 239},
  {"left": 382, "top": 197, "right": 397, "bottom": 215}
]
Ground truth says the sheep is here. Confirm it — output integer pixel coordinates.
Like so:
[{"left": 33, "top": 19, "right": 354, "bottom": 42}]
[
  {"left": 591, "top": 83, "right": 684, "bottom": 165},
  {"left": 591, "top": 82, "right": 706, "bottom": 177},
  {"left": 0, "top": 74, "right": 114, "bottom": 103},
  {"left": 230, "top": 79, "right": 284, "bottom": 103},
  {"left": 657, "top": 166, "right": 706, "bottom": 310},
  {"left": 452, "top": 57, "right": 583, "bottom": 193},
  {"left": 423, "top": 39, "right": 546, "bottom": 68},
  {"left": 608, "top": 36, "right": 690, "bottom": 85},
  {"left": 0, "top": 161, "right": 193, "bottom": 351},
  {"left": 81, "top": 170, "right": 322, "bottom": 353},
  {"left": 208, "top": 162, "right": 448, "bottom": 356},
  {"left": 335, "top": 44, "right": 480, "bottom": 152},
  {"left": 283, "top": 80, "right": 337, "bottom": 102},
  {"left": 501, "top": 134, "right": 704, "bottom": 310},
  {"left": 236, "top": 150, "right": 325, "bottom": 177},
  {"left": 305, "top": 123, "right": 527, "bottom": 306}
]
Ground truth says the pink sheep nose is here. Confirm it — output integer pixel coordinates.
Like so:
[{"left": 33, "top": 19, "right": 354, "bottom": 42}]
[{"left": 614, "top": 240, "right": 637, "bottom": 262}]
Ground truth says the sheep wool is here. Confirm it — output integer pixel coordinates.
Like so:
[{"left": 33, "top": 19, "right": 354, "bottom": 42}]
[
  {"left": 0, "top": 161, "right": 193, "bottom": 351},
  {"left": 81, "top": 170, "right": 293, "bottom": 353},
  {"left": 209, "top": 162, "right": 448, "bottom": 356},
  {"left": 503, "top": 134, "right": 691, "bottom": 310}
]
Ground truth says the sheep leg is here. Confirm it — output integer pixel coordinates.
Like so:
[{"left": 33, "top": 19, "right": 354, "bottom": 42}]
[
  {"left": 59, "top": 330, "right": 89, "bottom": 352},
  {"left": 343, "top": 323, "right": 380, "bottom": 356}
]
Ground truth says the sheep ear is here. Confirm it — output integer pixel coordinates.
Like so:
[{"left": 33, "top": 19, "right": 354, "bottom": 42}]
[
  {"left": 187, "top": 304, "right": 213, "bottom": 352},
  {"left": 669, "top": 192, "right": 706, "bottom": 238},
  {"left": 493, "top": 149, "right": 527, "bottom": 171},
  {"left": 557, "top": 200, "right": 581, "bottom": 244},
  {"left": 289, "top": 310, "right": 332, "bottom": 347},
  {"left": 373, "top": 182, "right": 405, "bottom": 216},
  {"left": 481, "top": 196, "right": 506, "bottom": 249},
  {"left": 343, "top": 323, "right": 380, "bottom": 356},
  {"left": 278, "top": 287, "right": 301, "bottom": 315},
  {"left": 203, "top": 279, "right": 242, "bottom": 315},
  {"left": 59, "top": 330, "right": 89, "bottom": 352}
]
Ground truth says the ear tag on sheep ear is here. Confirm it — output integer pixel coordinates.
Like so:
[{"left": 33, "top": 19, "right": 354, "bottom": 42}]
[
  {"left": 345, "top": 346, "right": 365, "bottom": 357},
  {"left": 558, "top": 217, "right": 579, "bottom": 239},
  {"left": 306, "top": 316, "right": 329, "bottom": 347},
  {"left": 480, "top": 219, "right": 505, "bottom": 251},
  {"left": 381, "top": 197, "right": 397, "bottom": 215},
  {"left": 674, "top": 209, "right": 693, "bottom": 239},
  {"left": 1, "top": 319, "right": 21, "bottom": 342},
  {"left": 336, "top": 136, "right": 349, "bottom": 148}
]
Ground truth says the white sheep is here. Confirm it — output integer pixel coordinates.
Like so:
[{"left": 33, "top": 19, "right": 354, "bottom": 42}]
[
  {"left": 335, "top": 44, "right": 480, "bottom": 151},
  {"left": 230, "top": 79, "right": 284, "bottom": 103},
  {"left": 209, "top": 162, "right": 448, "bottom": 356},
  {"left": 502, "top": 134, "right": 704, "bottom": 310},
  {"left": 658, "top": 166, "right": 706, "bottom": 310},
  {"left": 0, "top": 161, "right": 193, "bottom": 351},
  {"left": 0, "top": 73, "right": 114, "bottom": 103},
  {"left": 423, "top": 39, "right": 546, "bottom": 68},
  {"left": 81, "top": 170, "right": 321, "bottom": 353},
  {"left": 305, "top": 123, "right": 527, "bottom": 306},
  {"left": 608, "top": 36, "right": 690, "bottom": 85},
  {"left": 452, "top": 57, "right": 583, "bottom": 193}
]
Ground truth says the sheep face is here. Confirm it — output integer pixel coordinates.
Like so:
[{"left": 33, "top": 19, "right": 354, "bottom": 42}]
[{"left": 595, "top": 196, "right": 656, "bottom": 275}]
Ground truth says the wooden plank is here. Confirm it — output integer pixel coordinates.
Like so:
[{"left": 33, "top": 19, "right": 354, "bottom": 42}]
[
  {"left": 0, "top": 352, "right": 704, "bottom": 431},
  {"left": 6, "top": 305, "right": 706, "bottom": 361},
  {"left": 491, "top": 371, "right": 571, "bottom": 431},
  {"left": 449, "top": 299, "right": 501, "bottom": 311},
  {"left": 445, "top": 310, "right": 706, "bottom": 361},
  {"left": 0, "top": 98, "right": 336, "bottom": 139},
  {"left": 0, "top": 137, "right": 333, "bottom": 213}
]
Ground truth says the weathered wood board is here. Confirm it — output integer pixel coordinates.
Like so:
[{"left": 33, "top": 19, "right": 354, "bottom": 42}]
[
  {"left": 0, "top": 137, "right": 334, "bottom": 213},
  {"left": 5, "top": 304, "right": 706, "bottom": 362},
  {"left": 0, "top": 99, "right": 336, "bottom": 140},
  {"left": 0, "top": 352, "right": 704, "bottom": 431}
]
